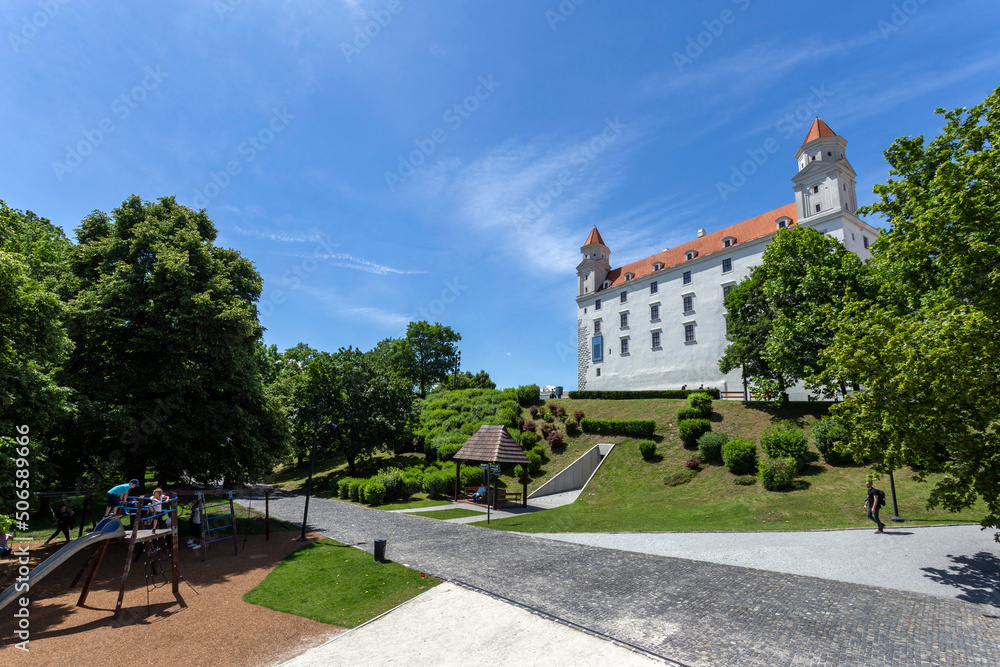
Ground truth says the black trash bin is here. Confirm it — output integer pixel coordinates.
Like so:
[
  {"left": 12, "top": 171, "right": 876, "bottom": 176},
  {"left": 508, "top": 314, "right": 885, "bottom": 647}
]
[{"left": 374, "top": 538, "right": 387, "bottom": 562}]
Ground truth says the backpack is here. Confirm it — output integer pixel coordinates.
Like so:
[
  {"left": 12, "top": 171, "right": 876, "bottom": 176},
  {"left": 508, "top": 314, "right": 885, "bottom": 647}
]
[{"left": 877, "top": 489, "right": 886, "bottom": 507}]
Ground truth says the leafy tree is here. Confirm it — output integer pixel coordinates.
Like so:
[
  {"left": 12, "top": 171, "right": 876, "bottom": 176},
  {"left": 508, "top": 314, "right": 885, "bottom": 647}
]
[
  {"left": 385, "top": 321, "right": 461, "bottom": 397},
  {"left": 824, "top": 88, "right": 1000, "bottom": 539},
  {"left": 434, "top": 369, "right": 495, "bottom": 391},
  {"left": 62, "top": 195, "right": 287, "bottom": 486},
  {"left": 719, "top": 226, "right": 868, "bottom": 401},
  {"left": 295, "top": 347, "right": 414, "bottom": 476}
]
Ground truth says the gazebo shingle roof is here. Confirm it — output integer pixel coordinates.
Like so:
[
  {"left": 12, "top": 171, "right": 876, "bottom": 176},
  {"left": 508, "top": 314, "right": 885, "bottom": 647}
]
[{"left": 452, "top": 425, "right": 530, "bottom": 464}]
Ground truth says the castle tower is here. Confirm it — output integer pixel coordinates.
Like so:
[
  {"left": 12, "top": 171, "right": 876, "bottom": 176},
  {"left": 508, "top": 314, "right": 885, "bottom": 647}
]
[
  {"left": 576, "top": 227, "right": 611, "bottom": 297},
  {"left": 792, "top": 118, "right": 858, "bottom": 221}
]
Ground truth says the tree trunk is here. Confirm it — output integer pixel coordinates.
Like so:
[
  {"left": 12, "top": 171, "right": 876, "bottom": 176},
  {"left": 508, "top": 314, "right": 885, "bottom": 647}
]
[{"left": 347, "top": 455, "right": 356, "bottom": 477}]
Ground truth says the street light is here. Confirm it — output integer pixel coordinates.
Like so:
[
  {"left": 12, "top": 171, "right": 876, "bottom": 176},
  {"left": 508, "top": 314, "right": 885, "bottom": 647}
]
[
  {"left": 452, "top": 349, "right": 461, "bottom": 390},
  {"left": 299, "top": 419, "right": 337, "bottom": 541},
  {"left": 888, "top": 470, "right": 903, "bottom": 522}
]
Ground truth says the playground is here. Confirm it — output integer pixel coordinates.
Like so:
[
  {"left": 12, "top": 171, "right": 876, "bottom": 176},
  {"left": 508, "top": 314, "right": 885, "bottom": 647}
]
[{"left": 0, "top": 529, "right": 339, "bottom": 665}]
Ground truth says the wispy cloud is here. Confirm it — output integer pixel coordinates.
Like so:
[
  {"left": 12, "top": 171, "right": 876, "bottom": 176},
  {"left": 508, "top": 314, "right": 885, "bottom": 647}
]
[
  {"left": 276, "top": 249, "right": 426, "bottom": 275},
  {"left": 232, "top": 226, "right": 323, "bottom": 243},
  {"left": 299, "top": 285, "right": 411, "bottom": 328}
]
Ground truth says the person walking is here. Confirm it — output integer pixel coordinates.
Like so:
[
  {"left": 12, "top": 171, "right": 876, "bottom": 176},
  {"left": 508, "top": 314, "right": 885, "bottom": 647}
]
[
  {"left": 44, "top": 504, "right": 75, "bottom": 545},
  {"left": 864, "top": 481, "right": 886, "bottom": 533}
]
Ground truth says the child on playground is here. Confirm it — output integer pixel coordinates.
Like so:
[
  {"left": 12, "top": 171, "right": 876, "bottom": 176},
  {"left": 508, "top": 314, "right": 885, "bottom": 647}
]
[
  {"left": 44, "top": 503, "right": 75, "bottom": 546},
  {"left": 104, "top": 479, "right": 139, "bottom": 517},
  {"left": 147, "top": 488, "right": 165, "bottom": 532},
  {"left": 187, "top": 497, "right": 202, "bottom": 549}
]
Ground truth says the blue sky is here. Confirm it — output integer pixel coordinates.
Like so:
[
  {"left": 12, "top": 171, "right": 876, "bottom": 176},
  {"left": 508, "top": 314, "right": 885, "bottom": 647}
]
[{"left": 2, "top": 0, "right": 998, "bottom": 390}]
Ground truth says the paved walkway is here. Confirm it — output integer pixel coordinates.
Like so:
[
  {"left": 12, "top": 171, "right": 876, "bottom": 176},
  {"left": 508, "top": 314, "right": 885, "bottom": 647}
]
[{"left": 266, "top": 493, "right": 1000, "bottom": 666}]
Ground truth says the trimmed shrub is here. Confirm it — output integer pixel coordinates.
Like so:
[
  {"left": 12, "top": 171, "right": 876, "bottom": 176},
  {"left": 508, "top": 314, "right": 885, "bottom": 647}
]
[
  {"left": 677, "top": 407, "right": 703, "bottom": 422},
  {"left": 687, "top": 391, "right": 713, "bottom": 417},
  {"left": 516, "top": 417, "right": 525, "bottom": 431},
  {"left": 531, "top": 443, "right": 548, "bottom": 459},
  {"left": 685, "top": 456, "right": 701, "bottom": 470},
  {"left": 697, "top": 432, "right": 730, "bottom": 465},
  {"left": 362, "top": 480, "right": 386, "bottom": 505},
  {"left": 546, "top": 430, "right": 565, "bottom": 448},
  {"left": 438, "top": 441, "right": 463, "bottom": 462},
  {"left": 565, "top": 419, "right": 580, "bottom": 436},
  {"left": 513, "top": 464, "right": 526, "bottom": 481},
  {"left": 760, "top": 421, "right": 809, "bottom": 465},
  {"left": 374, "top": 467, "right": 407, "bottom": 502},
  {"left": 678, "top": 418, "right": 711, "bottom": 448},
  {"left": 638, "top": 440, "right": 657, "bottom": 459},
  {"left": 337, "top": 477, "right": 356, "bottom": 499},
  {"left": 348, "top": 478, "right": 364, "bottom": 502},
  {"left": 722, "top": 438, "right": 758, "bottom": 475},
  {"left": 520, "top": 430, "right": 540, "bottom": 449},
  {"left": 551, "top": 404, "right": 566, "bottom": 420},
  {"left": 568, "top": 389, "right": 720, "bottom": 400},
  {"left": 523, "top": 419, "right": 537, "bottom": 432},
  {"left": 421, "top": 470, "right": 450, "bottom": 497},
  {"left": 734, "top": 474, "right": 757, "bottom": 486},
  {"left": 459, "top": 466, "right": 483, "bottom": 487},
  {"left": 812, "top": 418, "right": 853, "bottom": 465},
  {"left": 528, "top": 405, "right": 539, "bottom": 419},
  {"left": 580, "top": 418, "right": 656, "bottom": 438},
  {"left": 758, "top": 456, "right": 798, "bottom": 491},
  {"left": 516, "top": 384, "right": 540, "bottom": 407},
  {"left": 525, "top": 449, "right": 542, "bottom": 473},
  {"left": 573, "top": 410, "right": 585, "bottom": 422},
  {"left": 663, "top": 468, "right": 696, "bottom": 487},
  {"left": 403, "top": 474, "right": 423, "bottom": 496}
]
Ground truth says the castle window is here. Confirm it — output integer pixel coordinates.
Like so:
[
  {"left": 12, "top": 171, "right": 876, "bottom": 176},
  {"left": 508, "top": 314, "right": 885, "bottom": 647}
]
[
  {"left": 827, "top": 151, "right": 832, "bottom": 156},
  {"left": 594, "top": 320, "right": 601, "bottom": 335},
  {"left": 596, "top": 368, "right": 600, "bottom": 377},
  {"left": 813, "top": 186, "right": 819, "bottom": 194},
  {"left": 603, "top": 280, "right": 610, "bottom": 289},
  {"left": 624, "top": 272, "right": 634, "bottom": 281},
  {"left": 811, "top": 155, "right": 816, "bottom": 161},
  {"left": 683, "top": 295, "right": 693, "bottom": 313},
  {"left": 683, "top": 271, "right": 691, "bottom": 285},
  {"left": 653, "top": 262, "right": 663, "bottom": 271},
  {"left": 685, "top": 250, "right": 697, "bottom": 261},
  {"left": 684, "top": 323, "right": 696, "bottom": 343},
  {"left": 815, "top": 204, "right": 821, "bottom": 212},
  {"left": 723, "top": 284, "right": 734, "bottom": 299},
  {"left": 592, "top": 336, "right": 603, "bottom": 362},
  {"left": 650, "top": 281, "right": 658, "bottom": 295},
  {"left": 620, "top": 338, "right": 629, "bottom": 355},
  {"left": 723, "top": 236, "right": 735, "bottom": 248},
  {"left": 651, "top": 331, "right": 661, "bottom": 349},
  {"left": 620, "top": 290, "right": 627, "bottom": 304},
  {"left": 595, "top": 299, "right": 601, "bottom": 310},
  {"left": 650, "top": 304, "right": 659, "bottom": 320},
  {"left": 620, "top": 312, "right": 628, "bottom": 328},
  {"left": 863, "top": 236, "right": 869, "bottom": 249},
  {"left": 722, "top": 258, "right": 732, "bottom": 273}
]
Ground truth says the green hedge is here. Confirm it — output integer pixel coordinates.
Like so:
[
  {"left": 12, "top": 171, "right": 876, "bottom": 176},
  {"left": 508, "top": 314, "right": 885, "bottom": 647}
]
[
  {"left": 568, "top": 389, "right": 720, "bottom": 400},
  {"left": 678, "top": 419, "right": 711, "bottom": 448},
  {"left": 696, "top": 432, "right": 730, "bottom": 465},
  {"left": 722, "top": 438, "right": 758, "bottom": 475},
  {"left": 638, "top": 440, "right": 657, "bottom": 459},
  {"left": 579, "top": 418, "right": 656, "bottom": 437},
  {"left": 758, "top": 456, "right": 798, "bottom": 491},
  {"left": 812, "top": 418, "right": 853, "bottom": 465},
  {"left": 760, "top": 421, "right": 809, "bottom": 464}
]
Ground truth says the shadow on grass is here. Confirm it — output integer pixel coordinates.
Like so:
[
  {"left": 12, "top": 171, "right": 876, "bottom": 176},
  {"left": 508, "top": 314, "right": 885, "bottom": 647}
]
[
  {"left": 799, "top": 463, "right": 826, "bottom": 477},
  {"left": 641, "top": 454, "right": 664, "bottom": 464}
]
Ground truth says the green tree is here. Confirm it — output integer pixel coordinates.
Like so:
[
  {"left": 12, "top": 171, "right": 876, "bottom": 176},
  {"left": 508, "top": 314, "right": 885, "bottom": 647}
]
[
  {"left": 434, "top": 369, "right": 496, "bottom": 391},
  {"left": 387, "top": 321, "right": 461, "bottom": 397},
  {"left": 63, "top": 195, "right": 287, "bottom": 486},
  {"left": 824, "top": 88, "right": 1000, "bottom": 539},
  {"left": 295, "top": 347, "right": 414, "bottom": 476},
  {"left": 719, "top": 226, "right": 868, "bottom": 401}
]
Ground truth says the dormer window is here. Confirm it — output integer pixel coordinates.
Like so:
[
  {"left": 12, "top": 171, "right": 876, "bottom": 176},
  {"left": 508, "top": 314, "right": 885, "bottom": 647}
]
[
  {"left": 722, "top": 236, "right": 735, "bottom": 248},
  {"left": 653, "top": 262, "right": 663, "bottom": 271},
  {"left": 602, "top": 280, "right": 610, "bottom": 289},
  {"left": 685, "top": 250, "right": 697, "bottom": 261},
  {"left": 624, "top": 272, "right": 634, "bottom": 282},
  {"left": 776, "top": 216, "right": 792, "bottom": 230}
]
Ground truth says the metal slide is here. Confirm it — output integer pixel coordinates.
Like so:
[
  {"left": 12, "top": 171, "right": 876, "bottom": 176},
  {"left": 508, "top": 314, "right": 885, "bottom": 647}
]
[{"left": 0, "top": 517, "right": 125, "bottom": 613}]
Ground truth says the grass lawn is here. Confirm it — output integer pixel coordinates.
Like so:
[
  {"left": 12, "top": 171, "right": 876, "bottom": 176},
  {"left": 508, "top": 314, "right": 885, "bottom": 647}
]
[
  {"left": 404, "top": 508, "right": 483, "bottom": 520},
  {"left": 475, "top": 404, "right": 985, "bottom": 533},
  {"left": 244, "top": 538, "right": 441, "bottom": 627}
]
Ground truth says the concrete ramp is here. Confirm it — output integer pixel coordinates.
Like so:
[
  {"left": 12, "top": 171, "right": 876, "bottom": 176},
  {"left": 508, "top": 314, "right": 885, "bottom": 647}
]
[
  {"left": 528, "top": 443, "right": 614, "bottom": 505},
  {"left": 0, "top": 518, "right": 125, "bottom": 614}
]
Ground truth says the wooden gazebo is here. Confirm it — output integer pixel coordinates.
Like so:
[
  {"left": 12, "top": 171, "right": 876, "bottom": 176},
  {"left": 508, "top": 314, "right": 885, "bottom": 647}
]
[{"left": 451, "top": 425, "right": 530, "bottom": 509}]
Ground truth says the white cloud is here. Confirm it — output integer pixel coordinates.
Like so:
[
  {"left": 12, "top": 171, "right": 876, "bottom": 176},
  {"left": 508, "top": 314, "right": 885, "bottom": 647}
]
[
  {"left": 275, "top": 249, "right": 426, "bottom": 276},
  {"left": 232, "top": 226, "right": 322, "bottom": 243}
]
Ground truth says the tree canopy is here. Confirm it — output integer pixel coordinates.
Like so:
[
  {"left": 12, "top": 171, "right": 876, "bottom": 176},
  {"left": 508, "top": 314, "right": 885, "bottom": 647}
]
[
  {"left": 824, "top": 87, "right": 1000, "bottom": 539},
  {"left": 378, "top": 321, "right": 461, "bottom": 397},
  {"left": 719, "top": 225, "right": 868, "bottom": 401}
]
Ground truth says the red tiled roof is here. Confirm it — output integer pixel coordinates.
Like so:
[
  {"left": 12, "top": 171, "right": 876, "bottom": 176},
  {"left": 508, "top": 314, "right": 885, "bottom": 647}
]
[
  {"left": 801, "top": 118, "right": 837, "bottom": 146},
  {"left": 584, "top": 226, "right": 605, "bottom": 246},
  {"left": 598, "top": 202, "right": 797, "bottom": 291}
]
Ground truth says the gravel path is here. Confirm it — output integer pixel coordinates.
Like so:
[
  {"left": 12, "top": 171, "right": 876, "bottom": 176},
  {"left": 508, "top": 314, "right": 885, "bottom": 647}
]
[{"left": 266, "top": 493, "right": 1000, "bottom": 667}]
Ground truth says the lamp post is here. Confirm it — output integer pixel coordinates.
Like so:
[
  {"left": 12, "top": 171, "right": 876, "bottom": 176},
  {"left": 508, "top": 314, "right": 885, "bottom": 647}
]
[
  {"left": 888, "top": 470, "right": 903, "bottom": 522},
  {"left": 452, "top": 349, "right": 461, "bottom": 390},
  {"left": 299, "top": 419, "right": 337, "bottom": 541}
]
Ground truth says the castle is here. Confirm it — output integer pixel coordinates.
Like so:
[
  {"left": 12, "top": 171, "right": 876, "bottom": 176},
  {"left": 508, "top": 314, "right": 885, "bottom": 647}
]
[{"left": 575, "top": 119, "right": 880, "bottom": 397}]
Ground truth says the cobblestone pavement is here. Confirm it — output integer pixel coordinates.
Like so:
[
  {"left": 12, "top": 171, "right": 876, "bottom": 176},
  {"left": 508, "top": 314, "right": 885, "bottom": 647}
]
[{"left": 265, "top": 493, "right": 1000, "bottom": 666}]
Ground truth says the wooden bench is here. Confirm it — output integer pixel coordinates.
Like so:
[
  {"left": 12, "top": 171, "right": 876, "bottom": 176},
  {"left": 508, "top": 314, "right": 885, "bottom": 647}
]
[{"left": 496, "top": 491, "right": 521, "bottom": 504}]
